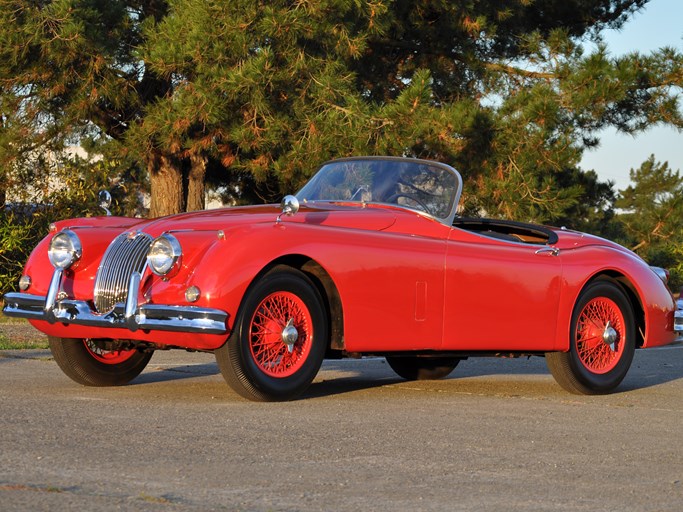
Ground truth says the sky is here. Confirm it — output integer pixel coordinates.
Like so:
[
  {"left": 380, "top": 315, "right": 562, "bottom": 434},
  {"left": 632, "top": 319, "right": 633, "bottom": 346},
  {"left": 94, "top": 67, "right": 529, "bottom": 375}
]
[{"left": 579, "top": 0, "right": 683, "bottom": 190}]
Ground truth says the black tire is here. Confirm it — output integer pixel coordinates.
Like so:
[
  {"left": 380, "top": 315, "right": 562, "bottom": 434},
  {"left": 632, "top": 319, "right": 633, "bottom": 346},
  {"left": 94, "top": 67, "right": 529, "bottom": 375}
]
[
  {"left": 546, "top": 279, "right": 636, "bottom": 395},
  {"left": 49, "top": 337, "right": 153, "bottom": 386},
  {"left": 215, "top": 266, "right": 328, "bottom": 401},
  {"left": 386, "top": 356, "right": 460, "bottom": 380}
]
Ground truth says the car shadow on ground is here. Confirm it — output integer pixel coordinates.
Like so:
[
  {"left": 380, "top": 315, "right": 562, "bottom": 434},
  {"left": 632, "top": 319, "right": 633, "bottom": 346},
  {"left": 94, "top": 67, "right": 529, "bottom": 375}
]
[
  {"left": 302, "top": 350, "right": 683, "bottom": 398},
  {"left": 120, "top": 347, "right": 683, "bottom": 398},
  {"left": 8, "top": 346, "right": 677, "bottom": 398},
  {"left": 305, "top": 374, "right": 403, "bottom": 399},
  {"left": 133, "top": 363, "right": 221, "bottom": 384},
  {"left": 617, "top": 347, "right": 683, "bottom": 392},
  {"left": 301, "top": 358, "right": 554, "bottom": 399}
]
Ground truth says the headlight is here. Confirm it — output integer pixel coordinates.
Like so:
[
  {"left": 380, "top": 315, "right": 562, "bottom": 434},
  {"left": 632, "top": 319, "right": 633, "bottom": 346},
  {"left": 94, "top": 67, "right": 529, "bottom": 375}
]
[
  {"left": 147, "top": 234, "right": 182, "bottom": 276},
  {"left": 48, "top": 230, "right": 82, "bottom": 269}
]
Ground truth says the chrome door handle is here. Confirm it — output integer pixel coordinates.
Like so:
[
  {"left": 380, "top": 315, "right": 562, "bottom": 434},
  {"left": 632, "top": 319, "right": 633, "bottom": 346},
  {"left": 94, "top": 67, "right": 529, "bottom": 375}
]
[{"left": 535, "top": 247, "right": 560, "bottom": 257}]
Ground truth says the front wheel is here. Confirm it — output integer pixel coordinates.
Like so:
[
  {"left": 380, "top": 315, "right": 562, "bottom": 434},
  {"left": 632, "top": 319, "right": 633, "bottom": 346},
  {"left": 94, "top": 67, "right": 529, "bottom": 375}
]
[
  {"left": 215, "top": 267, "right": 328, "bottom": 401},
  {"left": 546, "top": 279, "right": 636, "bottom": 394},
  {"left": 386, "top": 356, "right": 460, "bottom": 380},
  {"left": 49, "top": 337, "right": 153, "bottom": 386}
]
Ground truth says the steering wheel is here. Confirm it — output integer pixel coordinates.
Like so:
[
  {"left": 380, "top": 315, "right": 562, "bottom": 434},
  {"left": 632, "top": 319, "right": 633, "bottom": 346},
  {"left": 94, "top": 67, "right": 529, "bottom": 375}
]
[{"left": 385, "top": 193, "right": 430, "bottom": 214}]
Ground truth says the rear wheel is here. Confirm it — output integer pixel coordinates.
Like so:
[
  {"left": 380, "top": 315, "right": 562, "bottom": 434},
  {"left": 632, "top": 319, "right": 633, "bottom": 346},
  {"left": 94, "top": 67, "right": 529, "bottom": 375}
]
[
  {"left": 215, "top": 267, "right": 328, "bottom": 401},
  {"left": 49, "top": 337, "right": 152, "bottom": 386},
  {"left": 546, "top": 279, "right": 636, "bottom": 394},
  {"left": 386, "top": 356, "right": 460, "bottom": 381}
]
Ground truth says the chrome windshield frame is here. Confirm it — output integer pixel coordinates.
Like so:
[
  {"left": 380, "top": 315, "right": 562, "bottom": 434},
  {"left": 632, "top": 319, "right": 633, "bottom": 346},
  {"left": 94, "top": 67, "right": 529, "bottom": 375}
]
[{"left": 296, "top": 156, "right": 463, "bottom": 226}]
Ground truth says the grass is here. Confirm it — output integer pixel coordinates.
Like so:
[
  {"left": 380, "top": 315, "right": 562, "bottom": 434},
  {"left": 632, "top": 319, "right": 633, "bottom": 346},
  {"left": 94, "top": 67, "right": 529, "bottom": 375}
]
[
  {"left": 0, "top": 310, "right": 17, "bottom": 323},
  {"left": 0, "top": 309, "right": 49, "bottom": 350},
  {"left": 0, "top": 336, "right": 49, "bottom": 350}
]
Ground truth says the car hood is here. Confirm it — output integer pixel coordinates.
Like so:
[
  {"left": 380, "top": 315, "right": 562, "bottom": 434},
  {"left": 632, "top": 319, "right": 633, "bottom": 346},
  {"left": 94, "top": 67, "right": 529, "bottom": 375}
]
[{"left": 87, "top": 203, "right": 399, "bottom": 237}]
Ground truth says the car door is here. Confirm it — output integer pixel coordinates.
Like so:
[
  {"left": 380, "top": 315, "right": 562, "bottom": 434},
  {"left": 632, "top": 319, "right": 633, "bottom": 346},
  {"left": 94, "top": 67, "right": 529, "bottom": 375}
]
[
  {"left": 332, "top": 227, "right": 448, "bottom": 353},
  {"left": 442, "top": 229, "right": 563, "bottom": 351}
]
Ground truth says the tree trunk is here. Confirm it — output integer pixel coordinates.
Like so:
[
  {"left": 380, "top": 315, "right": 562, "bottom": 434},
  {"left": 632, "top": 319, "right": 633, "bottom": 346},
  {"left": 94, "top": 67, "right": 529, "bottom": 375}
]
[
  {"left": 186, "top": 154, "right": 206, "bottom": 211},
  {"left": 149, "top": 153, "right": 184, "bottom": 217},
  {"left": 0, "top": 187, "right": 5, "bottom": 209}
]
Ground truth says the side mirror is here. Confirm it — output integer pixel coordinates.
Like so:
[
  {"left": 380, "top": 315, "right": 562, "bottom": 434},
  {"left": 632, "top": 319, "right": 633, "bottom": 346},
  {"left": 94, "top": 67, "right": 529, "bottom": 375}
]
[
  {"left": 98, "top": 190, "right": 112, "bottom": 216},
  {"left": 277, "top": 195, "right": 300, "bottom": 223}
]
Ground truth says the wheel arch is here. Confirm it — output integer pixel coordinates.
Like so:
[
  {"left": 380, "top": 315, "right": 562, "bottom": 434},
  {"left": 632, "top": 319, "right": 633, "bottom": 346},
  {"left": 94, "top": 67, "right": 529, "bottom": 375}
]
[
  {"left": 584, "top": 271, "right": 646, "bottom": 348},
  {"left": 248, "top": 254, "right": 345, "bottom": 353}
]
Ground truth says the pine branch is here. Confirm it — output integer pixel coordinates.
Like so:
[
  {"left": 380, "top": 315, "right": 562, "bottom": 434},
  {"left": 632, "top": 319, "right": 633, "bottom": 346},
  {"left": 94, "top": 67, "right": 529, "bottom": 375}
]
[{"left": 484, "top": 62, "right": 556, "bottom": 80}]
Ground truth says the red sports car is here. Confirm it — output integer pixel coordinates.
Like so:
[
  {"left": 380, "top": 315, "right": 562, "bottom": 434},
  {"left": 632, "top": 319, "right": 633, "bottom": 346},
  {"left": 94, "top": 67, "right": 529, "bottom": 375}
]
[{"left": 3, "top": 157, "right": 681, "bottom": 401}]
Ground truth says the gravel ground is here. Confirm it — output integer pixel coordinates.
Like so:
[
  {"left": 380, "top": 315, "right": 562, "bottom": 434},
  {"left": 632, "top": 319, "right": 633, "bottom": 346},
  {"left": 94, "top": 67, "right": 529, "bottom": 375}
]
[
  {"left": 0, "top": 317, "right": 47, "bottom": 347},
  {"left": 2, "top": 347, "right": 683, "bottom": 512}
]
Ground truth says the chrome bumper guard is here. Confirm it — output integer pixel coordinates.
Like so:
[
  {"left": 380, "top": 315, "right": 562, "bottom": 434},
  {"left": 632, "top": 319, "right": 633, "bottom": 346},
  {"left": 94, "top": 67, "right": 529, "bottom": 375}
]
[
  {"left": 675, "top": 296, "right": 683, "bottom": 335},
  {"left": 2, "top": 271, "right": 227, "bottom": 335}
]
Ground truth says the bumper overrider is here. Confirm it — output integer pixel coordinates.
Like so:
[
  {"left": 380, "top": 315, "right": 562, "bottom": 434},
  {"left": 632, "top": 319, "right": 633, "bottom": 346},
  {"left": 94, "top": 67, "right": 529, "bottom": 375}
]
[
  {"left": 2, "top": 270, "right": 228, "bottom": 335},
  {"left": 676, "top": 295, "right": 683, "bottom": 336}
]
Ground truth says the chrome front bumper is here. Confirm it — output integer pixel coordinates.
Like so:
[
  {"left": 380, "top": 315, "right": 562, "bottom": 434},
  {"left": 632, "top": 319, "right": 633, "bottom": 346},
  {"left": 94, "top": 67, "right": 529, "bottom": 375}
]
[
  {"left": 2, "top": 271, "right": 227, "bottom": 335},
  {"left": 675, "top": 296, "right": 683, "bottom": 335}
]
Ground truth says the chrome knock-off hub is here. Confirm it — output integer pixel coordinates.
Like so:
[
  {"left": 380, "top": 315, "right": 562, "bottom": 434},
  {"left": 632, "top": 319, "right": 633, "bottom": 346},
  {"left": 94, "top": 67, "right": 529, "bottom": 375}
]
[
  {"left": 602, "top": 321, "right": 618, "bottom": 352},
  {"left": 281, "top": 318, "right": 299, "bottom": 353}
]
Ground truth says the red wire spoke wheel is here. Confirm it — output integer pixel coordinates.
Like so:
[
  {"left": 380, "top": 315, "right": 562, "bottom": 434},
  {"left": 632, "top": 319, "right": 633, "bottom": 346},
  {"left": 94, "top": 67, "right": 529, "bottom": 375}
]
[
  {"left": 216, "top": 266, "right": 328, "bottom": 402},
  {"left": 49, "top": 337, "right": 153, "bottom": 386},
  {"left": 574, "top": 297, "right": 625, "bottom": 374},
  {"left": 546, "top": 279, "right": 635, "bottom": 395},
  {"left": 248, "top": 291, "right": 313, "bottom": 378},
  {"left": 83, "top": 339, "right": 139, "bottom": 365}
]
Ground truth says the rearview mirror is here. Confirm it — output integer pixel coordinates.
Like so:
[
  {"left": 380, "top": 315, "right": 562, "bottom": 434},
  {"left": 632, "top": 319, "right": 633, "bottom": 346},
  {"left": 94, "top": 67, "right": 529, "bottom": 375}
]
[
  {"left": 276, "top": 195, "right": 300, "bottom": 223},
  {"left": 98, "top": 190, "right": 112, "bottom": 216}
]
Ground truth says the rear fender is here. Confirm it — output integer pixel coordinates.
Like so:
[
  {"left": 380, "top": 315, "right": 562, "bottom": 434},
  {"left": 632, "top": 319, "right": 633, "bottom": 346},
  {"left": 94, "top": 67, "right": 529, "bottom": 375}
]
[{"left": 553, "top": 246, "right": 675, "bottom": 351}]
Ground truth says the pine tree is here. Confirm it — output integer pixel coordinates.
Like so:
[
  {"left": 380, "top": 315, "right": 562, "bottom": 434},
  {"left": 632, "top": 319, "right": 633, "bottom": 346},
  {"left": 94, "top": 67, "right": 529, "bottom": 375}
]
[
  {"left": 615, "top": 156, "right": 683, "bottom": 288},
  {"left": 0, "top": 1, "right": 179, "bottom": 215},
  {"left": 1, "top": 0, "right": 681, "bottom": 222},
  {"left": 617, "top": 156, "right": 683, "bottom": 250}
]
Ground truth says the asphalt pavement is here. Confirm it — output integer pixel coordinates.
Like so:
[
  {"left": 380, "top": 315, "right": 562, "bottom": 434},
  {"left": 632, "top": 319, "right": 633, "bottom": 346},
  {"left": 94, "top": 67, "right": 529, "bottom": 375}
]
[{"left": 1, "top": 346, "right": 682, "bottom": 511}]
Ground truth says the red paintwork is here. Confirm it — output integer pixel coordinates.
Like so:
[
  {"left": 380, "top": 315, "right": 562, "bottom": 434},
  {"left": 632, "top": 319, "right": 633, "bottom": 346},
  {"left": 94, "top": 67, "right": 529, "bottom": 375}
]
[{"left": 23, "top": 201, "right": 676, "bottom": 354}]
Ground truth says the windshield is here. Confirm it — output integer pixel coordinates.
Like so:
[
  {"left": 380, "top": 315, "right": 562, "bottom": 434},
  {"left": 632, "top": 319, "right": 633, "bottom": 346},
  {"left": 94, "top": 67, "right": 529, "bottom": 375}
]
[{"left": 296, "top": 157, "right": 462, "bottom": 224}]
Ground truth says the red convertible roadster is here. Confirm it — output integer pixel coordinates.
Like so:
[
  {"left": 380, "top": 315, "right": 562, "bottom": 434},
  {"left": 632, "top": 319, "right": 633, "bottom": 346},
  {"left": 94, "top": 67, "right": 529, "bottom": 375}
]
[{"left": 3, "top": 157, "right": 681, "bottom": 400}]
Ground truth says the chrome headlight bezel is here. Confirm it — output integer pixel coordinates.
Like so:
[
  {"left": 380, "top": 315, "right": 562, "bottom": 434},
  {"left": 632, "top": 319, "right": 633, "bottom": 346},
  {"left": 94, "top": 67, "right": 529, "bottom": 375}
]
[
  {"left": 147, "top": 234, "right": 182, "bottom": 277},
  {"left": 48, "top": 230, "right": 82, "bottom": 269}
]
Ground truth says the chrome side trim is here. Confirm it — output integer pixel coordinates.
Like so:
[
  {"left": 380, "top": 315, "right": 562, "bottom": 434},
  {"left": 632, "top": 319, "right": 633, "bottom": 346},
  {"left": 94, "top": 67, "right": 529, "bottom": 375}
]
[{"left": 3, "top": 292, "right": 228, "bottom": 335}]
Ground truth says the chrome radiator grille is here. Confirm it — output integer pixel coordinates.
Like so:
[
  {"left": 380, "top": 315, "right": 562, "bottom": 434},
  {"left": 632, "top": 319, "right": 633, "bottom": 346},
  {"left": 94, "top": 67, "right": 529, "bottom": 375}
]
[{"left": 93, "top": 232, "right": 152, "bottom": 313}]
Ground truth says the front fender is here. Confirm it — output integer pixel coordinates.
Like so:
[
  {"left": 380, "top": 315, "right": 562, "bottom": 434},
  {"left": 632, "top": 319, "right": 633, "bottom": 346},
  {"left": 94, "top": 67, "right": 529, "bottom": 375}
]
[
  {"left": 144, "top": 223, "right": 301, "bottom": 335},
  {"left": 22, "top": 226, "right": 133, "bottom": 299}
]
